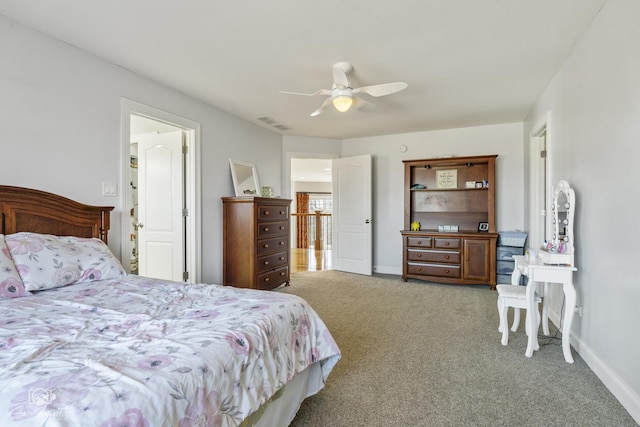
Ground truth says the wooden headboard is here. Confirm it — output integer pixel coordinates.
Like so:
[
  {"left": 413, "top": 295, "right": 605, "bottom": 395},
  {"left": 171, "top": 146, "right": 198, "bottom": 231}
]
[{"left": 0, "top": 186, "right": 114, "bottom": 244}]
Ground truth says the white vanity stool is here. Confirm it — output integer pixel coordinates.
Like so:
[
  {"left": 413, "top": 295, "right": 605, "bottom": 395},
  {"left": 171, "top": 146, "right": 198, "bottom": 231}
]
[{"left": 496, "top": 284, "right": 541, "bottom": 352}]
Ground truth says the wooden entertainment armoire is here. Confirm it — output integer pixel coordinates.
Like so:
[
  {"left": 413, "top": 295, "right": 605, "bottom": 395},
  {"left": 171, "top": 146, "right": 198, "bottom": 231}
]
[{"left": 400, "top": 155, "right": 498, "bottom": 289}]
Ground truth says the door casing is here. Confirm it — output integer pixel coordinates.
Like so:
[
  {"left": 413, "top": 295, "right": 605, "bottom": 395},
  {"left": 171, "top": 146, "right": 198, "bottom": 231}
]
[{"left": 121, "top": 98, "right": 202, "bottom": 282}]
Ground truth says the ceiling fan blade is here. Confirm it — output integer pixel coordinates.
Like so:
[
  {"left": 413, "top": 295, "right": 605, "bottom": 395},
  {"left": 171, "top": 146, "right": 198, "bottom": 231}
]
[
  {"left": 332, "top": 65, "right": 350, "bottom": 88},
  {"left": 353, "top": 96, "right": 377, "bottom": 113},
  {"left": 310, "top": 97, "right": 334, "bottom": 117},
  {"left": 353, "top": 82, "right": 408, "bottom": 97},
  {"left": 280, "top": 89, "right": 332, "bottom": 96}
]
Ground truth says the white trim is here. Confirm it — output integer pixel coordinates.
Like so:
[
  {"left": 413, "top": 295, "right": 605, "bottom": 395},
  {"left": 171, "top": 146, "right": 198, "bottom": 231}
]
[
  {"left": 529, "top": 112, "right": 551, "bottom": 249},
  {"left": 120, "top": 98, "right": 202, "bottom": 283},
  {"left": 570, "top": 334, "right": 640, "bottom": 423}
]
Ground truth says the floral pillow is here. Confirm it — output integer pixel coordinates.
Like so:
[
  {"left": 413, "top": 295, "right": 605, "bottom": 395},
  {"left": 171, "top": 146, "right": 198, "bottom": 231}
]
[
  {"left": 0, "top": 235, "right": 31, "bottom": 299},
  {"left": 5, "top": 232, "right": 126, "bottom": 292}
]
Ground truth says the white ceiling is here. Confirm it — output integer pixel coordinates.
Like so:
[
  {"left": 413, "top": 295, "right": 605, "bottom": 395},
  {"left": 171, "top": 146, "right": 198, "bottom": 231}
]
[{"left": 0, "top": 0, "right": 606, "bottom": 139}]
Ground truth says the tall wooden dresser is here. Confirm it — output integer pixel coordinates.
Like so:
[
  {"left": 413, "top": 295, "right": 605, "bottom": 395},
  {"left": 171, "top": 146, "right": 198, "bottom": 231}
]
[{"left": 222, "top": 196, "right": 291, "bottom": 290}]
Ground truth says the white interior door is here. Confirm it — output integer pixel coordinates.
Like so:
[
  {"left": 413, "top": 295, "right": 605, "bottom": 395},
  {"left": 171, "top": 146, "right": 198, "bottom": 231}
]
[
  {"left": 332, "top": 154, "right": 372, "bottom": 275},
  {"left": 137, "top": 130, "right": 184, "bottom": 281}
]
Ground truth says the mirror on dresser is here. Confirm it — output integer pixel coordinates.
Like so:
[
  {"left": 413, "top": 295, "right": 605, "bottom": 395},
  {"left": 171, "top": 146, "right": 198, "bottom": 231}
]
[{"left": 229, "top": 159, "right": 261, "bottom": 196}]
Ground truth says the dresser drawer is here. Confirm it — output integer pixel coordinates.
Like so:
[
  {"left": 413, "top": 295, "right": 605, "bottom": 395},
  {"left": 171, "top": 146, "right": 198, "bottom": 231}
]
[
  {"left": 257, "top": 236, "right": 288, "bottom": 255},
  {"left": 258, "top": 205, "right": 289, "bottom": 221},
  {"left": 407, "top": 236, "right": 432, "bottom": 248},
  {"left": 407, "top": 262, "right": 461, "bottom": 278},
  {"left": 434, "top": 238, "right": 461, "bottom": 249},
  {"left": 257, "top": 265, "right": 289, "bottom": 290},
  {"left": 407, "top": 249, "right": 460, "bottom": 264},
  {"left": 257, "top": 251, "right": 288, "bottom": 273},
  {"left": 257, "top": 221, "right": 288, "bottom": 237}
]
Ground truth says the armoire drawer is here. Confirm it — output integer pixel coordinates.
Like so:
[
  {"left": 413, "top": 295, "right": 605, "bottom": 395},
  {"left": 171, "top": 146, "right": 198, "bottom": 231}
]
[
  {"left": 407, "top": 249, "right": 460, "bottom": 264},
  {"left": 407, "top": 236, "right": 432, "bottom": 248},
  {"left": 434, "top": 238, "right": 461, "bottom": 249},
  {"left": 407, "top": 262, "right": 461, "bottom": 279},
  {"left": 257, "top": 251, "right": 288, "bottom": 273}
]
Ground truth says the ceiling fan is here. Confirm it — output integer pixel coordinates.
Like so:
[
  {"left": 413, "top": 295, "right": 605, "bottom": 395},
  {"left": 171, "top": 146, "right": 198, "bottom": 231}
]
[{"left": 281, "top": 62, "right": 408, "bottom": 117}]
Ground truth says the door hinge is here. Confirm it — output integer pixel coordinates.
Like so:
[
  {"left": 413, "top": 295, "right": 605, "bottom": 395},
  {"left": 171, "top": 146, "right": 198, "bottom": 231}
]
[
  {"left": 540, "top": 150, "right": 547, "bottom": 158},
  {"left": 183, "top": 271, "right": 189, "bottom": 282},
  {"left": 182, "top": 145, "right": 188, "bottom": 154},
  {"left": 182, "top": 208, "right": 189, "bottom": 217}
]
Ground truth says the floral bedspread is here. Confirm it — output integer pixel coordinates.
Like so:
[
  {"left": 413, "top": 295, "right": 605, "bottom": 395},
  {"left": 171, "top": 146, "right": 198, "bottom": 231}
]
[{"left": 0, "top": 276, "right": 340, "bottom": 426}]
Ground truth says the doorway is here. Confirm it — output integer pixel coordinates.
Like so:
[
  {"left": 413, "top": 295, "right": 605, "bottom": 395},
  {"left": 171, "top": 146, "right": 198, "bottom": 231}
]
[
  {"left": 530, "top": 116, "right": 550, "bottom": 248},
  {"left": 289, "top": 157, "right": 334, "bottom": 272},
  {"left": 121, "top": 99, "right": 202, "bottom": 283}
]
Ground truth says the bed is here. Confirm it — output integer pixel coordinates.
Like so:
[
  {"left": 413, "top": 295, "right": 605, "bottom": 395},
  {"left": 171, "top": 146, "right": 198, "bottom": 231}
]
[{"left": 0, "top": 186, "right": 341, "bottom": 427}]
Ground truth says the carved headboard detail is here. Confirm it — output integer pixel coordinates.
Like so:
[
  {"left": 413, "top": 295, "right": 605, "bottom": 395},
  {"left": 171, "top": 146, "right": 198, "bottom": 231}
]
[{"left": 0, "top": 186, "right": 113, "bottom": 243}]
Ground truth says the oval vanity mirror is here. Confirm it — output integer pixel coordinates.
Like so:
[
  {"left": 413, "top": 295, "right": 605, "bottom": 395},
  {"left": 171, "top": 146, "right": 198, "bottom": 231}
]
[{"left": 229, "top": 159, "right": 261, "bottom": 196}]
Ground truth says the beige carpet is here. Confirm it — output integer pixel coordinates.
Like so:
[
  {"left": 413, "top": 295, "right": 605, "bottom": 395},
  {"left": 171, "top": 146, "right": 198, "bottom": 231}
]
[{"left": 277, "top": 270, "right": 637, "bottom": 427}]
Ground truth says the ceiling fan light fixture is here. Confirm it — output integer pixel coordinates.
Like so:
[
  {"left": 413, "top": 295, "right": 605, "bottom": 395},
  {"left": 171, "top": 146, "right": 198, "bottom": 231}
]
[{"left": 332, "top": 95, "right": 353, "bottom": 112}]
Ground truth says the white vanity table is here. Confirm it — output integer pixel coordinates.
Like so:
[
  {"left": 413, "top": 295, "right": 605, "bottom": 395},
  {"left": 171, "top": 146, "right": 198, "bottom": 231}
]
[
  {"left": 511, "top": 256, "right": 577, "bottom": 363},
  {"left": 510, "top": 180, "right": 578, "bottom": 363}
]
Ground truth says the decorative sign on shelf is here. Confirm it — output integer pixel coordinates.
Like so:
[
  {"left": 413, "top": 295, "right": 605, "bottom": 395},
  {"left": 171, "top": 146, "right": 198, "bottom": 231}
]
[{"left": 436, "top": 169, "right": 457, "bottom": 189}]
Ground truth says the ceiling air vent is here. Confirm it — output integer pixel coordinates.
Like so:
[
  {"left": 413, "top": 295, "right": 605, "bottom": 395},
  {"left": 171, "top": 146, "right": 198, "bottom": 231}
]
[{"left": 256, "top": 116, "right": 289, "bottom": 131}]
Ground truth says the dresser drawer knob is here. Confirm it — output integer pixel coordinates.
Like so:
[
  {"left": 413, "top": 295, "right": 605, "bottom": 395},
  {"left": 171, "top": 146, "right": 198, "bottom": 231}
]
[
  {"left": 280, "top": 272, "right": 285, "bottom": 276},
  {"left": 264, "top": 211, "right": 270, "bottom": 215},
  {"left": 445, "top": 270, "right": 450, "bottom": 273},
  {"left": 279, "top": 241, "right": 284, "bottom": 245},
  {"left": 417, "top": 268, "right": 422, "bottom": 272},
  {"left": 417, "top": 240, "right": 422, "bottom": 244},
  {"left": 264, "top": 227, "right": 270, "bottom": 232},
  {"left": 264, "top": 261, "right": 269, "bottom": 265},
  {"left": 445, "top": 242, "right": 450, "bottom": 246},
  {"left": 279, "top": 257, "right": 285, "bottom": 261},
  {"left": 280, "top": 211, "right": 285, "bottom": 215},
  {"left": 264, "top": 277, "right": 270, "bottom": 282},
  {"left": 445, "top": 255, "right": 450, "bottom": 259},
  {"left": 417, "top": 254, "right": 422, "bottom": 258},
  {"left": 280, "top": 226, "right": 285, "bottom": 230},
  {"left": 263, "top": 244, "right": 269, "bottom": 248}
]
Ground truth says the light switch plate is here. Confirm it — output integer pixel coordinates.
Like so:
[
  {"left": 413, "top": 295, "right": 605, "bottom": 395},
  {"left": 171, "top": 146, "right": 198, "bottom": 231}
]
[{"left": 102, "top": 182, "right": 117, "bottom": 197}]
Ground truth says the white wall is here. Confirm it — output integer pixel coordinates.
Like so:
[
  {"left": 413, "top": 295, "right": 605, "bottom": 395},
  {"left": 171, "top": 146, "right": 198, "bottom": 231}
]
[
  {"left": 524, "top": 0, "right": 640, "bottom": 420},
  {"left": 0, "top": 15, "right": 282, "bottom": 284},
  {"left": 342, "top": 122, "right": 525, "bottom": 274}
]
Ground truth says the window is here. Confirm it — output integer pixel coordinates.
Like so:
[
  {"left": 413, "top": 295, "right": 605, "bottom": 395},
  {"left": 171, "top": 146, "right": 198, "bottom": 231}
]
[{"left": 309, "top": 194, "right": 332, "bottom": 213}]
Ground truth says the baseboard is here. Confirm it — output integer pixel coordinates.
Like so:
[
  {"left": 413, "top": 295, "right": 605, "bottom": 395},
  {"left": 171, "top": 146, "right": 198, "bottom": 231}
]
[
  {"left": 373, "top": 265, "right": 402, "bottom": 275},
  {"left": 549, "top": 308, "right": 640, "bottom": 423}
]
